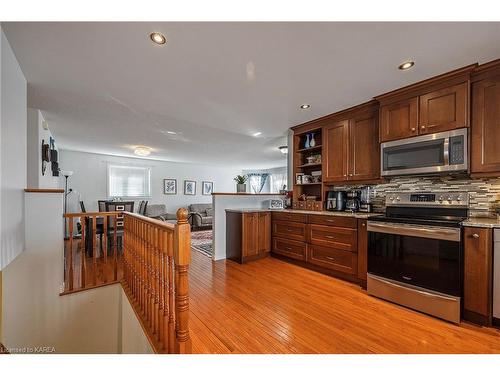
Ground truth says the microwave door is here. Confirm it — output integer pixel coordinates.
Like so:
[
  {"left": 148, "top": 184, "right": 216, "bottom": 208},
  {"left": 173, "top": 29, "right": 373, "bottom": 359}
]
[{"left": 382, "top": 139, "right": 445, "bottom": 176}]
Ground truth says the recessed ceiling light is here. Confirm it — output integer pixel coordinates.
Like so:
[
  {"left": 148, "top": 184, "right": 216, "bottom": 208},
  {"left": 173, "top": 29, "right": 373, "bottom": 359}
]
[
  {"left": 253, "top": 132, "right": 262, "bottom": 137},
  {"left": 278, "top": 146, "right": 288, "bottom": 154},
  {"left": 300, "top": 104, "right": 311, "bottom": 110},
  {"left": 166, "top": 131, "right": 176, "bottom": 135},
  {"left": 134, "top": 146, "right": 152, "bottom": 156},
  {"left": 398, "top": 61, "right": 415, "bottom": 70},
  {"left": 150, "top": 32, "right": 166, "bottom": 45}
]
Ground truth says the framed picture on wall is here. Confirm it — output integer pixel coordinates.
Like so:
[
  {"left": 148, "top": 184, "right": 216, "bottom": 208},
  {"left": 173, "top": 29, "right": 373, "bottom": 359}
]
[
  {"left": 184, "top": 180, "right": 196, "bottom": 195},
  {"left": 163, "top": 179, "right": 177, "bottom": 195},
  {"left": 202, "top": 181, "right": 213, "bottom": 195}
]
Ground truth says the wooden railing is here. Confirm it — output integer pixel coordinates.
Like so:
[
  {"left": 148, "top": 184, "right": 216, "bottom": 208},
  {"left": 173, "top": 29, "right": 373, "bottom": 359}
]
[
  {"left": 63, "top": 211, "right": 122, "bottom": 293},
  {"left": 63, "top": 208, "right": 192, "bottom": 353},
  {"left": 122, "top": 208, "right": 191, "bottom": 353}
]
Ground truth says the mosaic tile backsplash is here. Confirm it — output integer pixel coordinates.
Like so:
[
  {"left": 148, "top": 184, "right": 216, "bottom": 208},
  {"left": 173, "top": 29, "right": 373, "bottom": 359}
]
[{"left": 333, "top": 175, "right": 500, "bottom": 217}]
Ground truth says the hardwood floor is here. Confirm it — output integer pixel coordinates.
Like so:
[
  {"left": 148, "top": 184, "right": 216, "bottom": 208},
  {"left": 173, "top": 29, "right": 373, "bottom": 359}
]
[{"left": 189, "top": 250, "right": 500, "bottom": 354}]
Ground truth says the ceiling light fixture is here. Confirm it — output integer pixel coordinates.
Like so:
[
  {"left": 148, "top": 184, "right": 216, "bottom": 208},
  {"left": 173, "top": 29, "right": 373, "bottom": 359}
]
[
  {"left": 300, "top": 104, "right": 311, "bottom": 110},
  {"left": 134, "top": 146, "right": 152, "bottom": 156},
  {"left": 253, "top": 132, "right": 262, "bottom": 137},
  {"left": 166, "top": 131, "right": 177, "bottom": 135},
  {"left": 150, "top": 32, "right": 166, "bottom": 45},
  {"left": 398, "top": 61, "right": 415, "bottom": 70},
  {"left": 278, "top": 146, "right": 288, "bottom": 154}
]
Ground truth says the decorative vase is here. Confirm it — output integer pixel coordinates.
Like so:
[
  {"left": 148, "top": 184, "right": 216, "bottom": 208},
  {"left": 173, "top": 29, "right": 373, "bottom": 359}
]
[
  {"left": 309, "top": 132, "right": 316, "bottom": 147},
  {"left": 304, "top": 133, "right": 310, "bottom": 149},
  {"left": 237, "top": 184, "right": 246, "bottom": 193}
]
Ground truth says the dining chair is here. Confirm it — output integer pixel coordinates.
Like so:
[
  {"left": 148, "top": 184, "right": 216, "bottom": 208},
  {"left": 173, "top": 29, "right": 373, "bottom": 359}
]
[{"left": 104, "top": 201, "right": 134, "bottom": 252}]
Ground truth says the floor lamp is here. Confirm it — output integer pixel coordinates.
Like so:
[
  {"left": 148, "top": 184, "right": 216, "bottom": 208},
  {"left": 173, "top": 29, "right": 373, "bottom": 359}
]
[{"left": 61, "top": 170, "right": 74, "bottom": 238}]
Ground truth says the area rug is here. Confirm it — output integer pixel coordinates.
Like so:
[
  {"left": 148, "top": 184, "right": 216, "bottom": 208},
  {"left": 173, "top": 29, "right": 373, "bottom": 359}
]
[{"left": 191, "top": 230, "right": 212, "bottom": 258}]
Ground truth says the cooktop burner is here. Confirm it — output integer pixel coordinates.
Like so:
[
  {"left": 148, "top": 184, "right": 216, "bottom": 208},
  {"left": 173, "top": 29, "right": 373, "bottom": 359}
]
[{"left": 369, "top": 191, "right": 470, "bottom": 228}]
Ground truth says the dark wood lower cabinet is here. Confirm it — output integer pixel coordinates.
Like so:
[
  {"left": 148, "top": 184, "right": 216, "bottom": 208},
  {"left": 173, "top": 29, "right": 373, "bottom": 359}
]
[
  {"left": 463, "top": 226, "right": 493, "bottom": 326},
  {"left": 226, "top": 211, "right": 270, "bottom": 263},
  {"left": 357, "top": 219, "right": 368, "bottom": 285},
  {"left": 271, "top": 212, "right": 363, "bottom": 284},
  {"left": 306, "top": 244, "right": 357, "bottom": 275}
]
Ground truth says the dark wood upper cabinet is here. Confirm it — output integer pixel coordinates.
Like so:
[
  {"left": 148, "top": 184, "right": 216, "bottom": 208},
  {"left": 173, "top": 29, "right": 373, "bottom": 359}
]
[
  {"left": 419, "top": 82, "right": 468, "bottom": 134},
  {"left": 380, "top": 97, "right": 418, "bottom": 142},
  {"left": 471, "top": 60, "right": 500, "bottom": 176},
  {"left": 348, "top": 110, "right": 380, "bottom": 181},
  {"left": 463, "top": 226, "right": 493, "bottom": 326},
  {"left": 323, "top": 120, "right": 348, "bottom": 182}
]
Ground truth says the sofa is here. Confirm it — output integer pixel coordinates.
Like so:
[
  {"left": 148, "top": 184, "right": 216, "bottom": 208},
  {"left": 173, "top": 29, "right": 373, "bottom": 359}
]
[
  {"left": 189, "top": 203, "right": 213, "bottom": 230},
  {"left": 145, "top": 204, "right": 176, "bottom": 222}
]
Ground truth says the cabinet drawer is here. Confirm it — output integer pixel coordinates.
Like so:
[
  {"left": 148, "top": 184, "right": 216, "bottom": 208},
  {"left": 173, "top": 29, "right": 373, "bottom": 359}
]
[
  {"left": 308, "top": 215, "right": 357, "bottom": 228},
  {"left": 272, "top": 237, "right": 306, "bottom": 261},
  {"left": 272, "top": 220, "right": 306, "bottom": 241},
  {"left": 272, "top": 211, "right": 307, "bottom": 223},
  {"left": 308, "top": 224, "right": 357, "bottom": 252},
  {"left": 307, "top": 244, "right": 358, "bottom": 275}
]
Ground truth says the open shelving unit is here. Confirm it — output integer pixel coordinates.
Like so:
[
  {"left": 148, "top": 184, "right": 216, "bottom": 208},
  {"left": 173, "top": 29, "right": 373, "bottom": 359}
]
[{"left": 292, "top": 127, "right": 324, "bottom": 211}]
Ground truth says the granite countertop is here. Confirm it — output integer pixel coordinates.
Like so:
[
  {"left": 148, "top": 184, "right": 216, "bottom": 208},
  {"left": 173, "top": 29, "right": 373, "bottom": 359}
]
[
  {"left": 462, "top": 217, "right": 500, "bottom": 228},
  {"left": 225, "top": 208, "right": 381, "bottom": 219}
]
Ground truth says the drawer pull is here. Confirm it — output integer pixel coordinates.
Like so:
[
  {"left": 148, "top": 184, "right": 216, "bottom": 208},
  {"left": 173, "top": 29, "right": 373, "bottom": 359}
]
[
  {"left": 326, "top": 256, "right": 336, "bottom": 261},
  {"left": 472, "top": 233, "right": 479, "bottom": 239},
  {"left": 286, "top": 247, "right": 292, "bottom": 251},
  {"left": 325, "top": 235, "right": 334, "bottom": 239},
  {"left": 287, "top": 229, "right": 293, "bottom": 232}
]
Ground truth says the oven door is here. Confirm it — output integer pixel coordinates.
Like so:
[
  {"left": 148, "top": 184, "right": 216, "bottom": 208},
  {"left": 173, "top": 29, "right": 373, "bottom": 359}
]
[
  {"left": 380, "top": 128, "right": 467, "bottom": 176},
  {"left": 367, "top": 221, "right": 462, "bottom": 296}
]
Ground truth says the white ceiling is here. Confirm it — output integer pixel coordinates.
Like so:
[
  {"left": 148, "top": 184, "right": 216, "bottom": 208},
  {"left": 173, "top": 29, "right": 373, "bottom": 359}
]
[{"left": 3, "top": 22, "right": 500, "bottom": 168}]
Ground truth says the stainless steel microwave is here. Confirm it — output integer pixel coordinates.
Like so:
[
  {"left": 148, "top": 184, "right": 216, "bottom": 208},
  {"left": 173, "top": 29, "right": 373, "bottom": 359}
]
[{"left": 381, "top": 128, "right": 468, "bottom": 177}]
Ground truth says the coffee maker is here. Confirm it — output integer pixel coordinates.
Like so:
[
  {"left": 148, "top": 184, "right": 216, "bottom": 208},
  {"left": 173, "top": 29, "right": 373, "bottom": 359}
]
[
  {"left": 359, "top": 186, "right": 373, "bottom": 213},
  {"left": 326, "top": 191, "right": 346, "bottom": 211},
  {"left": 345, "top": 190, "right": 360, "bottom": 212}
]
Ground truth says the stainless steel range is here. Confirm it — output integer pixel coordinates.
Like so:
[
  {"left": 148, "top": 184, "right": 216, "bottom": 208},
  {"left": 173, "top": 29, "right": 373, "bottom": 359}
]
[{"left": 367, "top": 191, "right": 469, "bottom": 323}]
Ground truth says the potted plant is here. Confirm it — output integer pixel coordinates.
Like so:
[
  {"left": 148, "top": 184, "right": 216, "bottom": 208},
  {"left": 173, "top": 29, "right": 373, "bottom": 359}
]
[{"left": 233, "top": 175, "right": 248, "bottom": 193}]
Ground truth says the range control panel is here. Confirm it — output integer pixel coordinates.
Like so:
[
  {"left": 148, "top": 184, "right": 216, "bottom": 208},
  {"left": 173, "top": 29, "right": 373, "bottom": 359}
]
[{"left": 385, "top": 192, "right": 469, "bottom": 207}]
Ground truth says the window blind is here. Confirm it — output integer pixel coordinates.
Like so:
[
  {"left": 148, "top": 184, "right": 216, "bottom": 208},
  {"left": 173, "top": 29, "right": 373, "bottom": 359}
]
[{"left": 108, "top": 165, "right": 151, "bottom": 198}]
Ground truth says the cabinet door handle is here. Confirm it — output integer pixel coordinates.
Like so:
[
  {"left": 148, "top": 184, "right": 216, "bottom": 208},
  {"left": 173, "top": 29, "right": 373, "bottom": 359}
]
[
  {"left": 421, "top": 126, "right": 426, "bottom": 130},
  {"left": 472, "top": 233, "right": 480, "bottom": 239},
  {"left": 362, "top": 223, "right": 366, "bottom": 227},
  {"left": 411, "top": 127, "right": 416, "bottom": 131},
  {"left": 349, "top": 174, "right": 353, "bottom": 177}
]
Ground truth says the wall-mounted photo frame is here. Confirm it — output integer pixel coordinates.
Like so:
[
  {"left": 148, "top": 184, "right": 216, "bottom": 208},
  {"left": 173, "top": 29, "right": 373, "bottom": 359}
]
[
  {"left": 163, "top": 179, "right": 177, "bottom": 195},
  {"left": 202, "top": 181, "right": 213, "bottom": 195},
  {"left": 184, "top": 180, "right": 196, "bottom": 195}
]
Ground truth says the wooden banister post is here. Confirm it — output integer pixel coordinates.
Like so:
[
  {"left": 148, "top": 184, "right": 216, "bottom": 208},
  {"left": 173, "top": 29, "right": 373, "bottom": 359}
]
[{"left": 174, "top": 207, "right": 192, "bottom": 354}]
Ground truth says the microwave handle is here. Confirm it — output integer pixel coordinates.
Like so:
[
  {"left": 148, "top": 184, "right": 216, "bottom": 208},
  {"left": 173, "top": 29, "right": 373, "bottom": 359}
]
[{"left": 443, "top": 137, "right": 449, "bottom": 166}]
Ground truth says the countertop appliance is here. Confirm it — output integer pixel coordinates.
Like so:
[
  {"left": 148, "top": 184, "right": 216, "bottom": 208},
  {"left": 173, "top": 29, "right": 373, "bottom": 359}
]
[
  {"left": 381, "top": 128, "right": 468, "bottom": 177},
  {"left": 345, "top": 190, "right": 360, "bottom": 212},
  {"left": 367, "top": 191, "right": 469, "bottom": 323},
  {"left": 494, "top": 229, "right": 500, "bottom": 325},
  {"left": 359, "top": 186, "right": 373, "bottom": 213},
  {"left": 326, "top": 191, "right": 346, "bottom": 211}
]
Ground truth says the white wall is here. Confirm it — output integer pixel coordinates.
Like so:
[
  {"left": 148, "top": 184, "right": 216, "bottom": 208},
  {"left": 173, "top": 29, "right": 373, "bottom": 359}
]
[
  {"left": 0, "top": 27, "right": 27, "bottom": 270},
  {"left": 27, "top": 108, "right": 59, "bottom": 189},
  {"left": 120, "top": 288, "right": 154, "bottom": 354},
  {"left": 59, "top": 150, "right": 242, "bottom": 213},
  {"left": 2, "top": 192, "right": 122, "bottom": 353}
]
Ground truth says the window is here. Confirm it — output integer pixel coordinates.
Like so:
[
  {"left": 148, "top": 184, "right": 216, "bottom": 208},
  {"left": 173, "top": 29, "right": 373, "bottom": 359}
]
[
  {"left": 107, "top": 165, "right": 151, "bottom": 198},
  {"left": 270, "top": 173, "right": 287, "bottom": 193}
]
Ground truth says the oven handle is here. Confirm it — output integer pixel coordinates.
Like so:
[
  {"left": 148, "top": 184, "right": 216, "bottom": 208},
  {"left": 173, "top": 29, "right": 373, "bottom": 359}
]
[{"left": 367, "top": 221, "right": 461, "bottom": 242}]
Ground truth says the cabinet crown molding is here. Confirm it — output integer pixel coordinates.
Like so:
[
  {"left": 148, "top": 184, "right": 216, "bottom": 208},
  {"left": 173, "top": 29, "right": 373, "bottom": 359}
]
[{"left": 374, "top": 63, "right": 477, "bottom": 104}]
